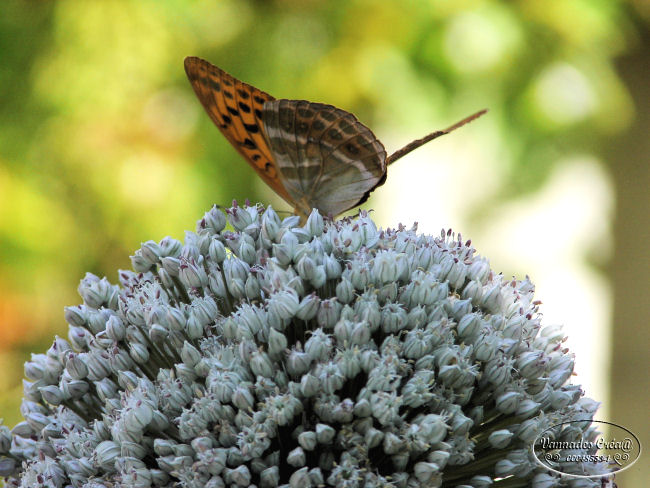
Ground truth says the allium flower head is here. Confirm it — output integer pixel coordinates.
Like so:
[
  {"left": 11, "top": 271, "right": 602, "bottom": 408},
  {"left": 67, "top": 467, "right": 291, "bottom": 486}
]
[{"left": 1, "top": 203, "right": 610, "bottom": 487}]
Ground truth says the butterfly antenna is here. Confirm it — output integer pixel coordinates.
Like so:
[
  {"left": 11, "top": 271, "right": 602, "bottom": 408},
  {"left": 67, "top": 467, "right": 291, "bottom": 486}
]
[{"left": 386, "top": 109, "right": 488, "bottom": 166}]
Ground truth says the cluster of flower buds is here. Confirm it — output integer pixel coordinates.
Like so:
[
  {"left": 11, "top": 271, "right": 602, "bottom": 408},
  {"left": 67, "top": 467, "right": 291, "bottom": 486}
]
[{"left": 1, "top": 202, "right": 609, "bottom": 487}]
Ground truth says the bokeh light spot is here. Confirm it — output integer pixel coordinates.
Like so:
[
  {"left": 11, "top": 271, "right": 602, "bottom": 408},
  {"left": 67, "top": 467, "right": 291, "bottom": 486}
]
[
  {"left": 533, "top": 62, "right": 598, "bottom": 125},
  {"left": 443, "top": 8, "right": 521, "bottom": 73}
]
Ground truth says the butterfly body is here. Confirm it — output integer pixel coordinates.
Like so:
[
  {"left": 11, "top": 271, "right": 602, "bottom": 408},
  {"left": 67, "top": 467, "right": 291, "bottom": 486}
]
[{"left": 184, "top": 56, "right": 485, "bottom": 220}]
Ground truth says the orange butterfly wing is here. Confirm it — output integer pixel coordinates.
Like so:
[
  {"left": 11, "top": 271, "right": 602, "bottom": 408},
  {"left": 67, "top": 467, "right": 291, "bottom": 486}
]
[{"left": 184, "top": 57, "right": 292, "bottom": 202}]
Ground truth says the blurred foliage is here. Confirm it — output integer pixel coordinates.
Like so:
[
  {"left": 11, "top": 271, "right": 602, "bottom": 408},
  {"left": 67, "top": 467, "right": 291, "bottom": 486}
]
[{"left": 0, "top": 0, "right": 645, "bottom": 428}]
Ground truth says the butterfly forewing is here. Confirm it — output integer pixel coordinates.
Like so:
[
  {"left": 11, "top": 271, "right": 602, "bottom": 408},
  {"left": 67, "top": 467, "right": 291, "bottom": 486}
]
[
  {"left": 262, "top": 99, "right": 387, "bottom": 217},
  {"left": 183, "top": 57, "right": 291, "bottom": 201}
]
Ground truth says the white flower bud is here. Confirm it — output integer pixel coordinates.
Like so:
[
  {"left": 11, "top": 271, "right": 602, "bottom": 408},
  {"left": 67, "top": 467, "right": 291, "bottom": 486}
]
[
  {"left": 129, "top": 343, "right": 150, "bottom": 364},
  {"left": 287, "top": 466, "right": 310, "bottom": 488},
  {"left": 494, "top": 458, "right": 518, "bottom": 478},
  {"left": 350, "top": 322, "right": 370, "bottom": 346},
  {"left": 287, "top": 447, "right": 306, "bottom": 467},
  {"left": 260, "top": 465, "right": 279, "bottom": 488},
  {"left": 489, "top": 429, "right": 514, "bottom": 448},
  {"left": 296, "top": 293, "right": 320, "bottom": 320},
  {"left": 427, "top": 450, "right": 450, "bottom": 469},
  {"left": 208, "top": 238, "right": 227, "bottom": 264},
  {"left": 532, "top": 473, "right": 559, "bottom": 488},
  {"left": 180, "top": 341, "right": 201, "bottom": 367},
  {"left": 516, "top": 399, "right": 541, "bottom": 418},
  {"left": 148, "top": 323, "right": 168, "bottom": 343},
  {"left": 61, "top": 378, "right": 88, "bottom": 399},
  {"left": 160, "top": 256, "right": 181, "bottom": 276},
  {"left": 94, "top": 440, "right": 121, "bottom": 472},
  {"left": 332, "top": 398, "right": 354, "bottom": 423},
  {"left": 179, "top": 257, "right": 208, "bottom": 288},
  {"left": 414, "top": 461, "right": 440, "bottom": 483},
  {"left": 185, "top": 313, "right": 204, "bottom": 339},
  {"left": 298, "top": 431, "right": 317, "bottom": 451},
  {"left": 39, "top": 385, "right": 63, "bottom": 406},
  {"left": 371, "top": 392, "right": 401, "bottom": 426},
  {"left": 232, "top": 385, "right": 255, "bottom": 410},
  {"left": 25, "top": 411, "right": 49, "bottom": 432},
  {"left": 315, "top": 424, "right": 335, "bottom": 444},
  {"left": 318, "top": 363, "right": 345, "bottom": 394},
  {"left": 300, "top": 373, "right": 320, "bottom": 397},
  {"left": 140, "top": 240, "right": 162, "bottom": 265},
  {"left": 268, "top": 289, "right": 299, "bottom": 321},
  {"left": 380, "top": 303, "right": 408, "bottom": 333},
  {"left": 307, "top": 467, "right": 323, "bottom": 486},
  {"left": 323, "top": 254, "right": 342, "bottom": 280},
  {"left": 372, "top": 251, "right": 399, "bottom": 284},
  {"left": 237, "top": 235, "right": 257, "bottom": 265},
  {"left": 335, "top": 278, "right": 355, "bottom": 304},
  {"left": 267, "top": 327, "right": 288, "bottom": 357},
  {"left": 316, "top": 299, "right": 341, "bottom": 329},
  {"left": 202, "top": 206, "right": 227, "bottom": 234},
  {"left": 310, "top": 265, "right": 327, "bottom": 288},
  {"left": 0, "top": 426, "right": 12, "bottom": 454},
  {"left": 296, "top": 255, "right": 315, "bottom": 281},
  {"left": 121, "top": 440, "right": 148, "bottom": 459},
  {"left": 361, "top": 427, "right": 382, "bottom": 449},
  {"left": 250, "top": 350, "right": 274, "bottom": 378},
  {"left": 461, "top": 279, "right": 483, "bottom": 304},
  {"left": 159, "top": 236, "right": 183, "bottom": 257},
  {"left": 228, "top": 204, "right": 254, "bottom": 231},
  {"left": 468, "top": 475, "right": 494, "bottom": 487},
  {"left": 483, "top": 357, "right": 514, "bottom": 387},
  {"left": 305, "top": 209, "right": 324, "bottom": 236},
  {"left": 495, "top": 391, "right": 524, "bottom": 414},
  {"left": 548, "top": 353, "right": 574, "bottom": 387},
  {"left": 457, "top": 313, "right": 482, "bottom": 339},
  {"left": 468, "top": 258, "right": 490, "bottom": 283},
  {"left": 382, "top": 432, "right": 405, "bottom": 455},
  {"left": 348, "top": 261, "right": 369, "bottom": 290},
  {"left": 481, "top": 283, "right": 503, "bottom": 313}
]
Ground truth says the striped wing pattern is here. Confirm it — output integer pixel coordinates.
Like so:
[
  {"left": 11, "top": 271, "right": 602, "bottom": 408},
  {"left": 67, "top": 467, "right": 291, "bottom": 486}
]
[
  {"left": 262, "top": 99, "right": 387, "bottom": 218},
  {"left": 183, "top": 57, "right": 291, "bottom": 202}
]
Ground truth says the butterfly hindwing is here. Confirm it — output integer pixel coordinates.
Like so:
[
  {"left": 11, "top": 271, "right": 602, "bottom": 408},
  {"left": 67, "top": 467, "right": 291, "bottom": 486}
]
[
  {"left": 262, "top": 99, "right": 387, "bottom": 217},
  {"left": 184, "top": 57, "right": 291, "bottom": 201}
]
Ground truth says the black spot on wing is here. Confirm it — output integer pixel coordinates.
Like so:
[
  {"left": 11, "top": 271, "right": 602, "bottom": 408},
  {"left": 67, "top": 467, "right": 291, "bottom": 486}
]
[
  {"left": 238, "top": 102, "right": 251, "bottom": 113},
  {"left": 244, "top": 123, "right": 259, "bottom": 133},
  {"left": 320, "top": 110, "right": 337, "bottom": 122},
  {"left": 297, "top": 107, "right": 314, "bottom": 118},
  {"left": 327, "top": 128, "right": 343, "bottom": 141},
  {"left": 338, "top": 119, "right": 356, "bottom": 135},
  {"left": 344, "top": 142, "right": 360, "bottom": 155},
  {"left": 279, "top": 107, "right": 295, "bottom": 132},
  {"left": 237, "top": 89, "right": 249, "bottom": 99},
  {"left": 242, "top": 138, "right": 257, "bottom": 149}
]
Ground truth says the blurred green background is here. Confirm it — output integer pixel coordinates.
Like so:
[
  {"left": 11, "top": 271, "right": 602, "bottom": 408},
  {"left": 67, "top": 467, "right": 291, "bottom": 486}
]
[{"left": 0, "top": 0, "right": 647, "bottom": 484}]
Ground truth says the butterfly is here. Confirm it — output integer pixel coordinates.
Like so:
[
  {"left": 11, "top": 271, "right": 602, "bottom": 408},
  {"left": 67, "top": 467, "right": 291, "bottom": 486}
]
[{"left": 184, "top": 56, "right": 486, "bottom": 221}]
